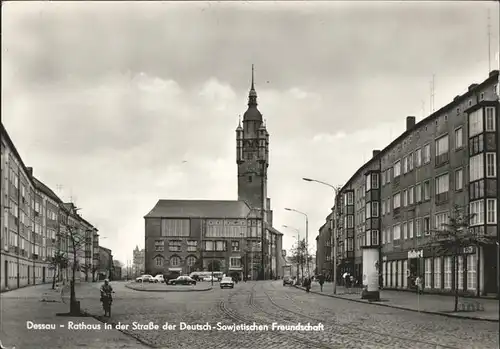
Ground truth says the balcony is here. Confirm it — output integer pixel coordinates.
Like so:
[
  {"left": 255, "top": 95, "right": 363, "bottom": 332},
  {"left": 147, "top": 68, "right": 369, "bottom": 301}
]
[
  {"left": 435, "top": 192, "right": 449, "bottom": 205},
  {"left": 435, "top": 152, "right": 449, "bottom": 167}
]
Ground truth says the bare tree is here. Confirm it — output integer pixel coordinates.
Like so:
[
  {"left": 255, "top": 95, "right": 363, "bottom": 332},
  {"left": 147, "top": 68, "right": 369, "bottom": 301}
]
[
  {"left": 289, "top": 239, "right": 311, "bottom": 283},
  {"left": 65, "top": 224, "right": 89, "bottom": 315},
  {"left": 50, "top": 251, "right": 68, "bottom": 289},
  {"left": 422, "top": 205, "right": 496, "bottom": 312},
  {"left": 80, "top": 263, "right": 92, "bottom": 282},
  {"left": 91, "top": 264, "right": 99, "bottom": 282}
]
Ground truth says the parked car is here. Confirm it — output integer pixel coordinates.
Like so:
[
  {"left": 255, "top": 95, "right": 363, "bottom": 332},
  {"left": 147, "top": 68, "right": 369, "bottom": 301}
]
[
  {"left": 220, "top": 277, "right": 234, "bottom": 289},
  {"left": 163, "top": 272, "right": 181, "bottom": 284},
  {"left": 283, "top": 276, "right": 293, "bottom": 286},
  {"left": 154, "top": 275, "right": 165, "bottom": 283},
  {"left": 170, "top": 276, "right": 197, "bottom": 285},
  {"left": 203, "top": 276, "right": 219, "bottom": 282},
  {"left": 136, "top": 274, "right": 154, "bottom": 283}
]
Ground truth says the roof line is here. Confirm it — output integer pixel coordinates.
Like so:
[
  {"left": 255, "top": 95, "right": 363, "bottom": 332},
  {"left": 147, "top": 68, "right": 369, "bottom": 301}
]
[{"left": 338, "top": 70, "right": 499, "bottom": 196}]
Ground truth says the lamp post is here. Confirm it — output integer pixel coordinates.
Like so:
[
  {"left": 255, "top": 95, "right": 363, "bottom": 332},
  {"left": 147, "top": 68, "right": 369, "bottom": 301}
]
[
  {"left": 303, "top": 177, "right": 342, "bottom": 294},
  {"left": 284, "top": 208, "right": 309, "bottom": 277}
]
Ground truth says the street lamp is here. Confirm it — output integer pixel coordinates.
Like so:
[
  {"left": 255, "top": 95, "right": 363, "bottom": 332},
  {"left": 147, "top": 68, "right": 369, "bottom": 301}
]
[
  {"left": 284, "top": 208, "right": 310, "bottom": 277},
  {"left": 303, "top": 177, "right": 342, "bottom": 294}
]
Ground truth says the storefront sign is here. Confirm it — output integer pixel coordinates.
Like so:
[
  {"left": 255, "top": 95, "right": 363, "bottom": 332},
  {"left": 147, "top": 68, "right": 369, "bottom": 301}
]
[
  {"left": 462, "top": 246, "right": 476, "bottom": 254},
  {"left": 407, "top": 250, "right": 423, "bottom": 259}
]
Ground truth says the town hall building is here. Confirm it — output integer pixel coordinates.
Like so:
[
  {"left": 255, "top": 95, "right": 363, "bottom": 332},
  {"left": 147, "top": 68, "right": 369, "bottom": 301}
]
[{"left": 144, "top": 67, "right": 285, "bottom": 280}]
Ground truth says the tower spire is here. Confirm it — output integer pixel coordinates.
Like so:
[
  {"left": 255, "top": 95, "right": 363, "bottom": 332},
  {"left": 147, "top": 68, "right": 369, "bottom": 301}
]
[
  {"left": 251, "top": 64, "right": 255, "bottom": 91},
  {"left": 248, "top": 64, "right": 258, "bottom": 106}
]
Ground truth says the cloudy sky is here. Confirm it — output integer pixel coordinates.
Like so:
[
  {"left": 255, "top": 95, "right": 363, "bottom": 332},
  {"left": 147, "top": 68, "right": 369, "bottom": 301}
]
[{"left": 2, "top": 1, "right": 499, "bottom": 264}]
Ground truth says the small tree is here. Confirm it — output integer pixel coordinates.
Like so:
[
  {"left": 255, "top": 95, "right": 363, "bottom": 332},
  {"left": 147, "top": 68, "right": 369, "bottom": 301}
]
[
  {"left": 289, "top": 239, "right": 311, "bottom": 281},
  {"left": 91, "top": 264, "right": 99, "bottom": 282},
  {"left": 66, "top": 224, "right": 89, "bottom": 315},
  {"left": 422, "top": 205, "right": 496, "bottom": 312},
  {"left": 207, "top": 260, "right": 221, "bottom": 272},
  {"left": 50, "top": 251, "right": 68, "bottom": 289},
  {"left": 80, "top": 263, "right": 92, "bottom": 282}
]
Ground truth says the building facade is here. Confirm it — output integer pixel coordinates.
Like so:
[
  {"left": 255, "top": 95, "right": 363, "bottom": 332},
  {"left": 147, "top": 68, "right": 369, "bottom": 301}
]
[
  {"left": 144, "top": 67, "right": 283, "bottom": 280},
  {"left": 132, "top": 246, "right": 145, "bottom": 277},
  {"left": 317, "top": 70, "right": 499, "bottom": 296},
  {"left": 1, "top": 123, "right": 99, "bottom": 292},
  {"left": 98, "top": 246, "right": 113, "bottom": 280}
]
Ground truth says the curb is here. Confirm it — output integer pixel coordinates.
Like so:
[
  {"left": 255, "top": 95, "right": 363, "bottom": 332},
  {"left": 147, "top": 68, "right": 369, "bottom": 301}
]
[
  {"left": 125, "top": 284, "right": 213, "bottom": 293},
  {"left": 292, "top": 285, "right": 499, "bottom": 323}
]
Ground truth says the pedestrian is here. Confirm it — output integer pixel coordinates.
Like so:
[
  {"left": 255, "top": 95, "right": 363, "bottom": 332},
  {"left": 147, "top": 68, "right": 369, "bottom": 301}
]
[
  {"left": 345, "top": 273, "right": 351, "bottom": 293},
  {"left": 318, "top": 274, "right": 325, "bottom": 292},
  {"left": 305, "top": 277, "right": 311, "bottom": 293},
  {"left": 415, "top": 275, "right": 423, "bottom": 295}
]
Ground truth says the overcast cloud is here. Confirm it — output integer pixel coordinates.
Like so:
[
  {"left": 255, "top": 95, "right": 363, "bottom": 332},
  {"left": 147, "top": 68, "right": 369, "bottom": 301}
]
[{"left": 2, "top": 1, "right": 499, "bottom": 263}]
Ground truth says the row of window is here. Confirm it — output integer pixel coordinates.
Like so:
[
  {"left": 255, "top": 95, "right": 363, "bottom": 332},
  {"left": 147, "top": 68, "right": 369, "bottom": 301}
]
[
  {"left": 351, "top": 155, "right": 495, "bottom": 218},
  {"left": 339, "top": 200, "right": 497, "bottom": 249},
  {"left": 380, "top": 107, "right": 496, "bottom": 185},
  {"left": 382, "top": 255, "right": 476, "bottom": 290},
  {"left": 154, "top": 240, "right": 247, "bottom": 252},
  {"left": 154, "top": 255, "right": 243, "bottom": 268}
]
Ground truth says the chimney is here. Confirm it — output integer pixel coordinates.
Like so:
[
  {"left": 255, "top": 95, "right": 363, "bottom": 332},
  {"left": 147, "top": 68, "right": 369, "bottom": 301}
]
[
  {"left": 468, "top": 84, "right": 478, "bottom": 92},
  {"left": 453, "top": 95, "right": 460, "bottom": 101},
  {"left": 372, "top": 150, "right": 381, "bottom": 158},
  {"left": 489, "top": 70, "right": 498, "bottom": 77},
  {"left": 26, "top": 167, "right": 33, "bottom": 177},
  {"left": 406, "top": 116, "right": 416, "bottom": 131}
]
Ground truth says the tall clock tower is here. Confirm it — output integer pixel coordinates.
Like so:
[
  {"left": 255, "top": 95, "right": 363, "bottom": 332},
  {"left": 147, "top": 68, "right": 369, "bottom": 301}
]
[{"left": 236, "top": 65, "right": 269, "bottom": 212}]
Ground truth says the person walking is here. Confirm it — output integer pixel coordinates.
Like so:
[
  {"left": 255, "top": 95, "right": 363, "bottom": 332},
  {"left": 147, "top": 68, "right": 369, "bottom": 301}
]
[
  {"left": 303, "top": 277, "right": 310, "bottom": 293},
  {"left": 345, "top": 273, "right": 351, "bottom": 293},
  {"left": 415, "top": 275, "right": 423, "bottom": 295},
  {"left": 318, "top": 274, "right": 325, "bottom": 292}
]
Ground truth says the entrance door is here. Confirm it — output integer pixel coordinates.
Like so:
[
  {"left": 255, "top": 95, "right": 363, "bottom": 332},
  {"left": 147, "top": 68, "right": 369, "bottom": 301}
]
[
  {"left": 43, "top": 267, "right": 46, "bottom": 283},
  {"left": 4, "top": 261, "right": 7, "bottom": 288}
]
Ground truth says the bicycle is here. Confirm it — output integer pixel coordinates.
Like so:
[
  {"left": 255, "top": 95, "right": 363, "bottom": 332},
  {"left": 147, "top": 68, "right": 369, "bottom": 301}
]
[{"left": 60, "top": 282, "right": 71, "bottom": 304}]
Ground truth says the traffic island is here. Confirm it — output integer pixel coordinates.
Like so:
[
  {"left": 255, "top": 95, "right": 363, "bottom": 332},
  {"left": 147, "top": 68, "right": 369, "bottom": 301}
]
[{"left": 125, "top": 282, "right": 213, "bottom": 292}]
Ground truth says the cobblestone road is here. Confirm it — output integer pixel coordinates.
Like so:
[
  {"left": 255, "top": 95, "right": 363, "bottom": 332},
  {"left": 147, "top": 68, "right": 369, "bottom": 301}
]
[{"left": 77, "top": 280, "right": 498, "bottom": 349}]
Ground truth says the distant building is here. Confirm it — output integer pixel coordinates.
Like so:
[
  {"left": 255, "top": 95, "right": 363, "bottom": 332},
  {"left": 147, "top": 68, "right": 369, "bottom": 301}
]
[
  {"left": 132, "top": 246, "right": 145, "bottom": 277},
  {"left": 144, "top": 67, "right": 284, "bottom": 280},
  {"left": 98, "top": 246, "right": 113, "bottom": 280},
  {"left": 112, "top": 265, "right": 122, "bottom": 281}
]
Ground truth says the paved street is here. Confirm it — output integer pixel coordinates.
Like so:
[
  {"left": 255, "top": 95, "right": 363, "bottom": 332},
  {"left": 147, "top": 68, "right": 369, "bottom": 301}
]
[{"left": 1, "top": 280, "right": 498, "bottom": 349}]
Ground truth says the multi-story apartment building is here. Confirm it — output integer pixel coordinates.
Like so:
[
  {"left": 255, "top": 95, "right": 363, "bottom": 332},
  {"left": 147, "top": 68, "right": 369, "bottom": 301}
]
[
  {"left": 1, "top": 123, "right": 99, "bottom": 291},
  {"left": 316, "top": 212, "right": 332, "bottom": 278},
  {"left": 144, "top": 68, "right": 284, "bottom": 280},
  {"left": 98, "top": 246, "right": 113, "bottom": 280},
  {"left": 318, "top": 70, "right": 499, "bottom": 297}
]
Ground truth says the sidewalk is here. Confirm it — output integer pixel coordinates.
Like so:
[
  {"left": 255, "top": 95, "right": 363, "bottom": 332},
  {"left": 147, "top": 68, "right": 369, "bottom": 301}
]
[
  {"left": 295, "top": 282, "right": 499, "bottom": 322},
  {"left": 0, "top": 283, "right": 149, "bottom": 349}
]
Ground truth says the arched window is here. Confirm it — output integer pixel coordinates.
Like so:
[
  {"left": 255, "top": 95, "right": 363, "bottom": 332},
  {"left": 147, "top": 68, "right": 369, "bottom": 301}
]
[
  {"left": 170, "top": 256, "right": 181, "bottom": 266},
  {"left": 155, "top": 257, "right": 163, "bottom": 266},
  {"left": 186, "top": 256, "right": 197, "bottom": 267}
]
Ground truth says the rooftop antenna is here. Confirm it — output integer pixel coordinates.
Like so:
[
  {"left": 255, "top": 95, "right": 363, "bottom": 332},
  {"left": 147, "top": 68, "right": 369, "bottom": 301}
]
[
  {"left": 421, "top": 100, "right": 425, "bottom": 120},
  {"left": 487, "top": 9, "right": 492, "bottom": 72}
]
